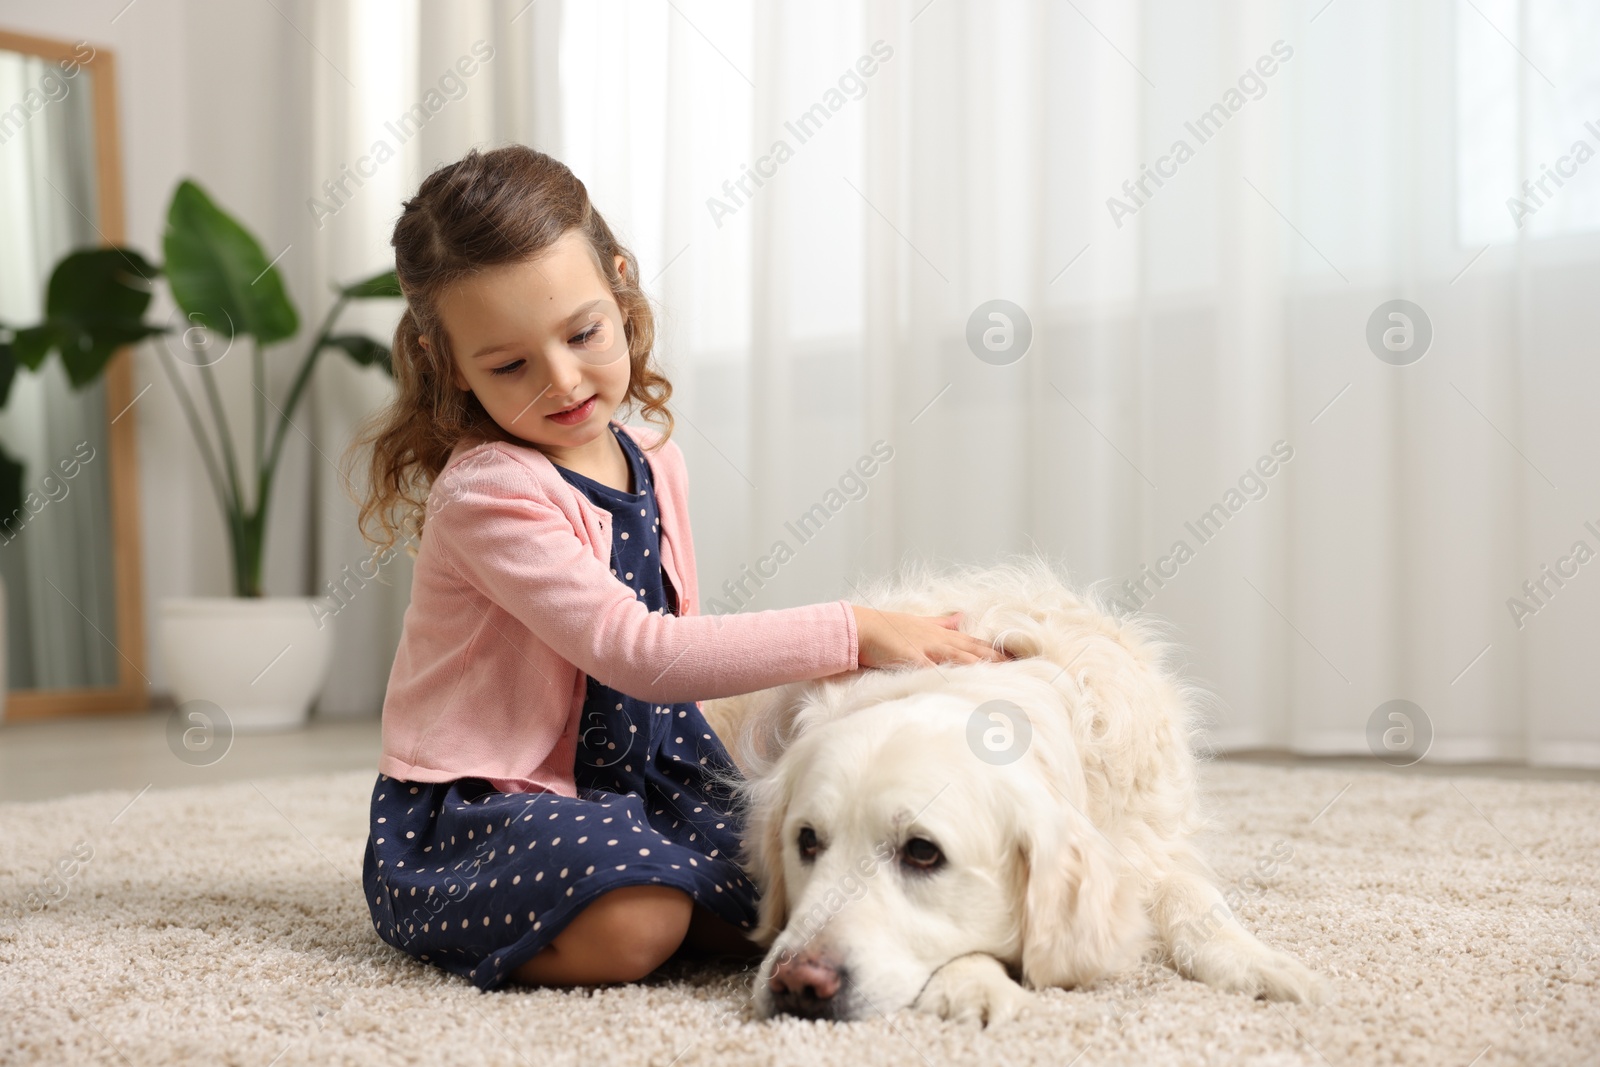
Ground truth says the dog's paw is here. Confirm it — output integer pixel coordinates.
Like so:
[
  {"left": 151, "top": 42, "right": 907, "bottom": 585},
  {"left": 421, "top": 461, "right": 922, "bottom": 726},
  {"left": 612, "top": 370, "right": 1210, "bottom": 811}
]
[
  {"left": 914, "top": 954, "right": 1034, "bottom": 1027},
  {"left": 1250, "top": 950, "right": 1334, "bottom": 1005},
  {"left": 1193, "top": 936, "right": 1333, "bottom": 1005}
]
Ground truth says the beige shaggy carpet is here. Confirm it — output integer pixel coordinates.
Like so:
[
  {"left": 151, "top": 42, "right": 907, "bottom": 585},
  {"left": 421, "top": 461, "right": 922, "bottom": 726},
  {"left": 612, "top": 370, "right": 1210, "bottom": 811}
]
[{"left": 2, "top": 763, "right": 1597, "bottom": 1066}]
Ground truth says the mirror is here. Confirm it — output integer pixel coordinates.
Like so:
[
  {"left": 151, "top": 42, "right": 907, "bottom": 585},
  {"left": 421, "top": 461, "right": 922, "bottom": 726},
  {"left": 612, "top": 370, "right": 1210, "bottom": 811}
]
[{"left": 0, "top": 30, "right": 146, "bottom": 719}]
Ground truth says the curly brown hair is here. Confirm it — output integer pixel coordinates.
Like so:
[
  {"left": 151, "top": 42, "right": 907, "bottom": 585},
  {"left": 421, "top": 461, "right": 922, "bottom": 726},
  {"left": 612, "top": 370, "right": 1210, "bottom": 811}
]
[{"left": 342, "top": 144, "right": 675, "bottom": 559}]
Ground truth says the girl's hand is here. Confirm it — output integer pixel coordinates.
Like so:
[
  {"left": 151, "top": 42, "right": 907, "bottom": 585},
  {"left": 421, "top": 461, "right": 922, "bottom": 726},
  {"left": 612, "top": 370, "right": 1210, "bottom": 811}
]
[{"left": 850, "top": 605, "right": 1012, "bottom": 670}]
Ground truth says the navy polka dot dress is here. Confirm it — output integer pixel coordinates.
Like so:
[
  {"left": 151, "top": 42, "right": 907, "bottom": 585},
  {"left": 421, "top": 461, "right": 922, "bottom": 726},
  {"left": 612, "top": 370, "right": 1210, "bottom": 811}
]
[{"left": 362, "top": 422, "right": 758, "bottom": 990}]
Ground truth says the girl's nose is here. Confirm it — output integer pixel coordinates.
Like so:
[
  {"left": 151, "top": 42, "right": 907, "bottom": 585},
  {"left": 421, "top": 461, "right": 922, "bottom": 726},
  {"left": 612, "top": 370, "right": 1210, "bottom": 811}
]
[{"left": 544, "top": 348, "right": 585, "bottom": 394}]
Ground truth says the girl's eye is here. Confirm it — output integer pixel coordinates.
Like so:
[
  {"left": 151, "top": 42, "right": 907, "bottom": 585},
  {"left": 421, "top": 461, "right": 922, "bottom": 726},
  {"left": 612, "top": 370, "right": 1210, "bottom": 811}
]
[
  {"left": 797, "top": 827, "right": 819, "bottom": 860},
  {"left": 489, "top": 360, "right": 524, "bottom": 377},
  {"left": 570, "top": 324, "right": 604, "bottom": 346}
]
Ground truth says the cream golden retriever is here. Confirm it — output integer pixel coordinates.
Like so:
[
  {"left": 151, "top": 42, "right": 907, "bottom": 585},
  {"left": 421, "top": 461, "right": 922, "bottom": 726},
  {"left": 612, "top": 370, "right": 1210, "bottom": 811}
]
[{"left": 704, "top": 556, "right": 1328, "bottom": 1026}]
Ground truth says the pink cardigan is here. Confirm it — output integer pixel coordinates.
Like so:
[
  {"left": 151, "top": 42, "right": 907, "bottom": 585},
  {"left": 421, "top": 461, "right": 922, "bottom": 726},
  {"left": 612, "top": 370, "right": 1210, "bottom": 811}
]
[{"left": 377, "top": 420, "right": 860, "bottom": 795}]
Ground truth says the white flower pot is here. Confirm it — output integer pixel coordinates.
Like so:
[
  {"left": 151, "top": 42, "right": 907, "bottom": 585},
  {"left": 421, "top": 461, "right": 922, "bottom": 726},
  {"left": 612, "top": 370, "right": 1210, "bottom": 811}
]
[{"left": 158, "top": 596, "right": 335, "bottom": 732}]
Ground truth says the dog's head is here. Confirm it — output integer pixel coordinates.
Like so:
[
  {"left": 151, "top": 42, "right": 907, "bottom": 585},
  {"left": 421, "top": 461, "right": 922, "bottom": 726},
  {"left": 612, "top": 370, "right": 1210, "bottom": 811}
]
[{"left": 742, "top": 673, "right": 1151, "bottom": 1021}]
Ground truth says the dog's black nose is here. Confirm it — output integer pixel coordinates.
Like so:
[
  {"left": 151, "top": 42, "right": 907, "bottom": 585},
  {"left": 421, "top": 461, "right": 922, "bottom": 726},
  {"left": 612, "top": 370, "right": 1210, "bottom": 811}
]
[{"left": 767, "top": 951, "right": 847, "bottom": 1020}]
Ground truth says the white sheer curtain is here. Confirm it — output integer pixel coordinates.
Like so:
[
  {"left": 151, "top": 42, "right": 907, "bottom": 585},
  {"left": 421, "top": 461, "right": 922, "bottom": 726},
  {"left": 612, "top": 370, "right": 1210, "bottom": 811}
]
[
  {"left": 313, "top": 0, "right": 1600, "bottom": 766},
  {"left": 303, "top": 0, "right": 563, "bottom": 715}
]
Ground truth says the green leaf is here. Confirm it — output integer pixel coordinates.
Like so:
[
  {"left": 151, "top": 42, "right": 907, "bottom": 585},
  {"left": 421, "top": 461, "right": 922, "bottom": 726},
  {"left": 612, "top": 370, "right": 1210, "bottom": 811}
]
[
  {"left": 58, "top": 320, "right": 166, "bottom": 388},
  {"left": 49, "top": 247, "right": 162, "bottom": 385},
  {"left": 46, "top": 247, "right": 158, "bottom": 322},
  {"left": 0, "top": 330, "right": 16, "bottom": 407},
  {"left": 326, "top": 333, "right": 393, "bottom": 376},
  {"left": 340, "top": 269, "right": 401, "bottom": 299},
  {"left": 8, "top": 324, "right": 61, "bottom": 372},
  {"left": 0, "top": 439, "right": 25, "bottom": 540},
  {"left": 39, "top": 248, "right": 164, "bottom": 387},
  {"left": 163, "top": 179, "right": 298, "bottom": 345}
]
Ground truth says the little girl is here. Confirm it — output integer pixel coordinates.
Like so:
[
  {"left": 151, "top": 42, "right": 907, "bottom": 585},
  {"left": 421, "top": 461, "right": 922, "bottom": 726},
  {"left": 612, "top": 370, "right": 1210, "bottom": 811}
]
[{"left": 348, "top": 144, "right": 1005, "bottom": 992}]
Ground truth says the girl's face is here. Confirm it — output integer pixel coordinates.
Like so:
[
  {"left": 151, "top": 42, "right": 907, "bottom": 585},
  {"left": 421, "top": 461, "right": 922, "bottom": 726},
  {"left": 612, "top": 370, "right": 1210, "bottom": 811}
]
[{"left": 432, "top": 228, "right": 631, "bottom": 454}]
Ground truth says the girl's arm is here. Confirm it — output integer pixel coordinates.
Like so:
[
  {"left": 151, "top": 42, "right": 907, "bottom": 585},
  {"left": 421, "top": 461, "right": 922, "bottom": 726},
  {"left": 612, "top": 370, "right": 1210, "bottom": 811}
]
[{"left": 429, "top": 467, "right": 858, "bottom": 704}]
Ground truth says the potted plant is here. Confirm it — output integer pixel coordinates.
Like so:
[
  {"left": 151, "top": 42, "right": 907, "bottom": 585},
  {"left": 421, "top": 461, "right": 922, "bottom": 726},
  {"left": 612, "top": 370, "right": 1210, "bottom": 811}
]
[{"left": 0, "top": 179, "right": 399, "bottom": 730}]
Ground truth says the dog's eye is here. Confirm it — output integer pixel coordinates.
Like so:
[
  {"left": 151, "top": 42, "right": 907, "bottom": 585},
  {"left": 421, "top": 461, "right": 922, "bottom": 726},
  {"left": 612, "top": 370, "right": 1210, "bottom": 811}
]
[
  {"left": 901, "top": 837, "right": 944, "bottom": 871},
  {"left": 797, "top": 827, "right": 819, "bottom": 860}
]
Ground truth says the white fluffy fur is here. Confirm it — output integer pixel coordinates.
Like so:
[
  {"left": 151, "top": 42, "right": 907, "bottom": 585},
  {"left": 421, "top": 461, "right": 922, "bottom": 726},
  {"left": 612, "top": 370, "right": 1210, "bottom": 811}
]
[{"left": 706, "top": 555, "right": 1330, "bottom": 1025}]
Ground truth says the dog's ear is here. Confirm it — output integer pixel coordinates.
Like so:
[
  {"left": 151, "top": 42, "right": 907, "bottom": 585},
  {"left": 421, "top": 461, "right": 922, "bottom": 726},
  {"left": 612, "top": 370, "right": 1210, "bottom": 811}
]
[
  {"left": 1017, "top": 799, "right": 1150, "bottom": 989},
  {"left": 741, "top": 766, "right": 792, "bottom": 946}
]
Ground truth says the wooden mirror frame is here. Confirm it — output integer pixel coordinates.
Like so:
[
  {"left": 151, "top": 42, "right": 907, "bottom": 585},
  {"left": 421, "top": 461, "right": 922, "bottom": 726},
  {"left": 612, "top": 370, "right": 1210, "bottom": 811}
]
[{"left": 0, "top": 29, "right": 147, "bottom": 721}]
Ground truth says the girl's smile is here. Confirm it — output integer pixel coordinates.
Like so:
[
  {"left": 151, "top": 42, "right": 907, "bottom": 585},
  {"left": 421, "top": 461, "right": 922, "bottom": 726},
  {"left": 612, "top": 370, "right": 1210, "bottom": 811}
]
[{"left": 548, "top": 394, "right": 598, "bottom": 425}]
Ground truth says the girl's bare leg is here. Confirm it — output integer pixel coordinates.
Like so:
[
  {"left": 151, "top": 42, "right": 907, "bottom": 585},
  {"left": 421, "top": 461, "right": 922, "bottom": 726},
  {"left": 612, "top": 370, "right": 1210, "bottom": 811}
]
[{"left": 510, "top": 884, "right": 693, "bottom": 986}]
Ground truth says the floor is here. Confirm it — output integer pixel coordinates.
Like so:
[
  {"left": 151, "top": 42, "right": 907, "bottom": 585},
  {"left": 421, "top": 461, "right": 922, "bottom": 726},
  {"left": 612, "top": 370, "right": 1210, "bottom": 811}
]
[
  {"left": 5, "top": 743, "right": 1597, "bottom": 1065},
  {"left": 0, "top": 710, "right": 383, "bottom": 803},
  {"left": 1, "top": 711, "right": 1596, "bottom": 803}
]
